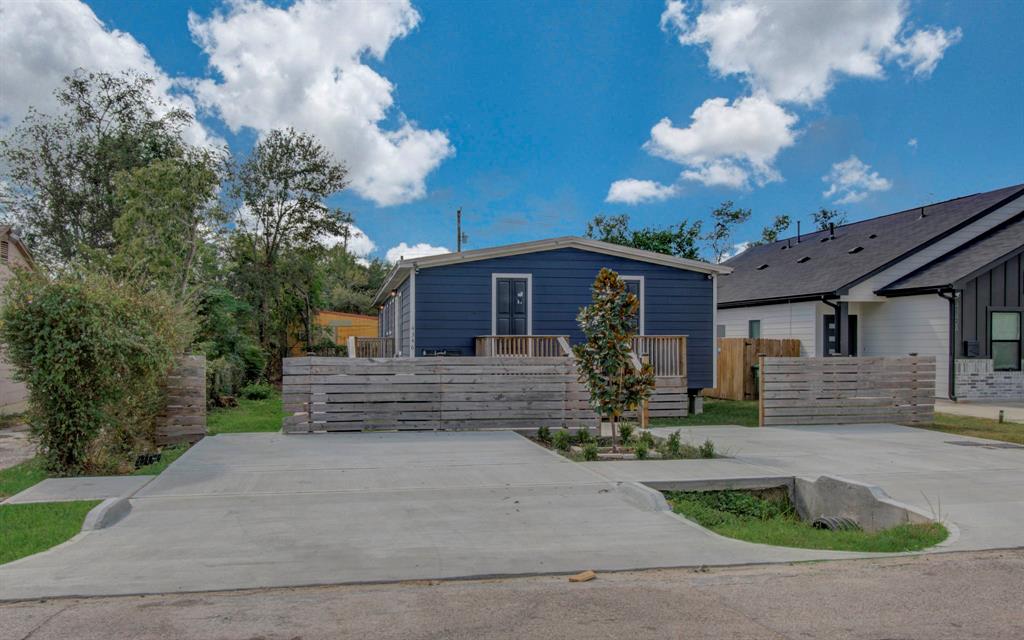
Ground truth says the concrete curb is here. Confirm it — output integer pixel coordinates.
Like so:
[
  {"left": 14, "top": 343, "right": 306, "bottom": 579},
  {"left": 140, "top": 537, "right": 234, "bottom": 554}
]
[
  {"left": 615, "top": 481, "right": 671, "bottom": 512},
  {"left": 82, "top": 496, "right": 132, "bottom": 530}
]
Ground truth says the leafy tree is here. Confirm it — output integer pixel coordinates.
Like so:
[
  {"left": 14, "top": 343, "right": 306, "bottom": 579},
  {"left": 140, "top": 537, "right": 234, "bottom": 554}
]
[
  {"left": 0, "top": 270, "right": 193, "bottom": 474},
  {"left": 110, "top": 150, "right": 228, "bottom": 301},
  {"left": 812, "top": 208, "right": 848, "bottom": 230},
  {"left": 705, "top": 201, "right": 752, "bottom": 263},
  {"left": 572, "top": 269, "right": 655, "bottom": 451},
  {"left": 228, "top": 127, "right": 351, "bottom": 375},
  {"left": 585, "top": 214, "right": 704, "bottom": 260},
  {"left": 321, "top": 246, "right": 389, "bottom": 314},
  {"left": 0, "top": 69, "right": 191, "bottom": 265},
  {"left": 751, "top": 214, "right": 791, "bottom": 247}
]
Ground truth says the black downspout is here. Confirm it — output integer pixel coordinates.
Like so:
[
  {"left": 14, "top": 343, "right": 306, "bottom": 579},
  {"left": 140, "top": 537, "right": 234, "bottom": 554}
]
[
  {"left": 821, "top": 297, "right": 841, "bottom": 357},
  {"left": 938, "top": 289, "right": 958, "bottom": 401}
]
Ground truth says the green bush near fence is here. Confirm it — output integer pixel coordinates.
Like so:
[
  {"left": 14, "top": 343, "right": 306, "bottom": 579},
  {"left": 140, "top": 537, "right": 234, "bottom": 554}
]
[{"left": 0, "top": 270, "right": 193, "bottom": 475}]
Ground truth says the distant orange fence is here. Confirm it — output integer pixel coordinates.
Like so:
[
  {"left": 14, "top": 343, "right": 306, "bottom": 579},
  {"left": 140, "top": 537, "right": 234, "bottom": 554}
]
[{"left": 706, "top": 338, "right": 801, "bottom": 401}]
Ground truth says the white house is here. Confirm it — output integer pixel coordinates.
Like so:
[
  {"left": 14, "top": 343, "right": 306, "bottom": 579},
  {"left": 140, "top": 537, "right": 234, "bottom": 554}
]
[{"left": 717, "top": 184, "right": 1024, "bottom": 401}]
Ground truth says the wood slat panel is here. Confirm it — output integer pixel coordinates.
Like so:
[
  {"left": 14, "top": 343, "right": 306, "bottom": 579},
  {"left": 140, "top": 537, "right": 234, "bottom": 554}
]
[
  {"left": 155, "top": 355, "right": 207, "bottom": 445},
  {"left": 758, "top": 355, "right": 935, "bottom": 427}
]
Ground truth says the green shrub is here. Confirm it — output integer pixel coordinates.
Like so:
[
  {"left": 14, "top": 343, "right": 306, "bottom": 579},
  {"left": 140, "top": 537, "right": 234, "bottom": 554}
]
[
  {"left": 699, "top": 439, "right": 716, "bottom": 459},
  {"left": 582, "top": 442, "right": 599, "bottom": 461},
  {"left": 618, "top": 424, "right": 634, "bottom": 443},
  {"left": 536, "top": 426, "right": 551, "bottom": 444},
  {"left": 634, "top": 439, "right": 649, "bottom": 460},
  {"left": 240, "top": 381, "right": 273, "bottom": 400},
  {"left": 639, "top": 430, "right": 655, "bottom": 448},
  {"left": 552, "top": 429, "right": 573, "bottom": 451},
  {"left": 665, "top": 430, "right": 682, "bottom": 458},
  {"left": 576, "top": 428, "right": 593, "bottom": 445},
  {"left": 0, "top": 270, "right": 193, "bottom": 475}
]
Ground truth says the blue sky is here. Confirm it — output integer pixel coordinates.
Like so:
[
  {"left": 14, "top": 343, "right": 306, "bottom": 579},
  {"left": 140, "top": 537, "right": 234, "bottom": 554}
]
[{"left": 3, "top": 1, "right": 1022, "bottom": 262}]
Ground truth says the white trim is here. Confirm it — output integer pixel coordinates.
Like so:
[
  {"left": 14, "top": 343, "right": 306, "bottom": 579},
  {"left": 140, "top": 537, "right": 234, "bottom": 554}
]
[
  {"left": 712, "top": 273, "right": 718, "bottom": 386},
  {"left": 394, "top": 291, "right": 401, "bottom": 354},
  {"left": 491, "top": 273, "right": 533, "bottom": 336},
  {"left": 409, "top": 268, "right": 417, "bottom": 357},
  {"left": 374, "top": 235, "right": 731, "bottom": 305},
  {"left": 621, "top": 275, "right": 645, "bottom": 336}
]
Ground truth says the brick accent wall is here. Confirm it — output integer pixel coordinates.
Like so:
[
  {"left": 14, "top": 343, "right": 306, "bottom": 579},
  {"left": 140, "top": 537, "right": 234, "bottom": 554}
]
[{"left": 956, "top": 359, "right": 1024, "bottom": 401}]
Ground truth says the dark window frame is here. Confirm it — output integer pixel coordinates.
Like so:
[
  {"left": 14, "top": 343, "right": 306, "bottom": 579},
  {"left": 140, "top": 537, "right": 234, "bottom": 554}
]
[
  {"left": 989, "top": 307, "right": 1022, "bottom": 372},
  {"left": 748, "top": 319, "right": 761, "bottom": 339}
]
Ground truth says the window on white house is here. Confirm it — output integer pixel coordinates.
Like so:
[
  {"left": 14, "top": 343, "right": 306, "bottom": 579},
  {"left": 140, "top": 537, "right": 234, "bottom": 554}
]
[
  {"left": 992, "top": 310, "right": 1021, "bottom": 371},
  {"left": 716, "top": 324, "right": 726, "bottom": 338},
  {"left": 748, "top": 320, "right": 760, "bottom": 339}
]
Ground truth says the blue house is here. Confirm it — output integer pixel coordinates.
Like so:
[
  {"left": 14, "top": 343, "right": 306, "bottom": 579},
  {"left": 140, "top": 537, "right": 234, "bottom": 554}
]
[{"left": 371, "top": 237, "right": 731, "bottom": 393}]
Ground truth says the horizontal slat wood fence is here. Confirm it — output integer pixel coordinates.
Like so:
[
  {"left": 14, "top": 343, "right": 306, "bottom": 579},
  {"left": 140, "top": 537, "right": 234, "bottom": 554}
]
[
  {"left": 283, "top": 356, "right": 598, "bottom": 432},
  {"left": 758, "top": 356, "right": 935, "bottom": 426},
  {"left": 156, "top": 355, "right": 206, "bottom": 445},
  {"left": 707, "top": 338, "right": 801, "bottom": 401}
]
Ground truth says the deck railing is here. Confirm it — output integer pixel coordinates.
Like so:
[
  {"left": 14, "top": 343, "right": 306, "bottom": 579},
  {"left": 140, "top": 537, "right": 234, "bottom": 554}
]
[
  {"left": 474, "top": 335, "right": 572, "bottom": 357},
  {"left": 348, "top": 336, "right": 396, "bottom": 358},
  {"left": 631, "top": 335, "right": 687, "bottom": 377}
]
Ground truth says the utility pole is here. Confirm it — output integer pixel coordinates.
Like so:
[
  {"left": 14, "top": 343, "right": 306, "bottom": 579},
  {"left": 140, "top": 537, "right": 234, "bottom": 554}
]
[{"left": 456, "top": 208, "right": 468, "bottom": 252}]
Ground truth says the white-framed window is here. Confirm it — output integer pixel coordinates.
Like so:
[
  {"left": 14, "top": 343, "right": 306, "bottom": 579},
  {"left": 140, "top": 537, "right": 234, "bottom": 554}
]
[{"left": 621, "top": 276, "right": 645, "bottom": 335}]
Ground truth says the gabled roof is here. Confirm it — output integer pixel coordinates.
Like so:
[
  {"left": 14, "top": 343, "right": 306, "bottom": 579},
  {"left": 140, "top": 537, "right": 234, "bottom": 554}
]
[
  {"left": 718, "top": 183, "right": 1024, "bottom": 307},
  {"left": 0, "top": 225, "right": 36, "bottom": 270},
  {"left": 879, "top": 214, "right": 1024, "bottom": 295},
  {"left": 373, "top": 236, "right": 731, "bottom": 306}
]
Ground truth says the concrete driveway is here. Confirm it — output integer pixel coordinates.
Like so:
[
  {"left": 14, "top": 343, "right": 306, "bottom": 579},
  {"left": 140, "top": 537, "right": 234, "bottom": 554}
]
[{"left": 0, "top": 431, "right": 865, "bottom": 600}]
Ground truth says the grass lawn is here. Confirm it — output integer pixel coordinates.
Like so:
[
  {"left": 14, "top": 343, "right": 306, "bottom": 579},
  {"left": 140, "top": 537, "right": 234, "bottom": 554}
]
[
  {"left": 665, "top": 489, "right": 948, "bottom": 553},
  {"left": 921, "top": 412, "right": 1024, "bottom": 445},
  {"left": 653, "top": 399, "right": 758, "bottom": 428},
  {"left": 208, "top": 392, "right": 284, "bottom": 435},
  {"left": 133, "top": 443, "right": 189, "bottom": 475},
  {"left": 0, "top": 500, "right": 101, "bottom": 564},
  {"left": 0, "top": 457, "right": 48, "bottom": 500}
]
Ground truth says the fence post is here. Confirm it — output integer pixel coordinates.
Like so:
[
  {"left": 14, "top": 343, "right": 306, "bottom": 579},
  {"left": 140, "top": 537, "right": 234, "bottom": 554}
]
[
  {"left": 347, "top": 336, "right": 357, "bottom": 358},
  {"left": 757, "top": 354, "right": 766, "bottom": 427}
]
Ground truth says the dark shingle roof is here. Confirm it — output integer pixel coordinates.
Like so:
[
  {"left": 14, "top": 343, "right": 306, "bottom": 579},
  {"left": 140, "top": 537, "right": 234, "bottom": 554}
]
[
  {"left": 718, "top": 183, "right": 1024, "bottom": 306},
  {"left": 880, "top": 215, "right": 1024, "bottom": 293}
]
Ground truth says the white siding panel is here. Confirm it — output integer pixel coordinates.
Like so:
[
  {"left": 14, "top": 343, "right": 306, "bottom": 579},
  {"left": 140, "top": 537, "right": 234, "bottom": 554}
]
[
  {"left": 858, "top": 295, "right": 949, "bottom": 397},
  {"left": 847, "top": 197, "right": 1024, "bottom": 300},
  {"left": 717, "top": 301, "right": 819, "bottom": 357}
]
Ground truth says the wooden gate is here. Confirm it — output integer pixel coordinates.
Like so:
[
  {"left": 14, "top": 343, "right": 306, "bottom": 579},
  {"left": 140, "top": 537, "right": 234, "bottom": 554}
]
[
  {"left": 283, "top": 356, "right": 598, "bottom": 432},
  {"left": 707, "top": 338, "right": 801, "bottom": 401}
]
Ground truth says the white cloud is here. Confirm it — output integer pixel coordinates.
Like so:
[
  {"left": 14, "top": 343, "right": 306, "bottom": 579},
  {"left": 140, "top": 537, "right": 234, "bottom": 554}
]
[
  {"left": 661, "top": 0, "right": 961, "bottom": 105},
  {"left": 322, "top": 224, "right": 376, "bottom": 258},
  {"left": 385, "top": 242, "right": 449, "bottom": 263},
  {"left": 606, "top": 179, "right": 679, "bottom": 204},
  {"left": 188, "top": 0, "right": 453, "bottom": 207},
  {"left": 644, "top": 95, "right": 798, "bottom": 188},
  {"left": 720, "top": 241, "right": 751, "bottom": 262},
  {"left": 907, "top": 137, "right": 918, "bottom": 148},
  {"left": 822, "top": 155, "right": 892, "bottom": 204},
  {"left": 0, "top": 0, "right": 218, "bottom": 148}
]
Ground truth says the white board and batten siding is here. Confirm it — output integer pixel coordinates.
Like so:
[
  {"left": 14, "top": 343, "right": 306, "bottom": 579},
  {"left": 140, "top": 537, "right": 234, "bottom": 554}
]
[{"left": 717, "top": 301, "right": 820, "bottom": 358}]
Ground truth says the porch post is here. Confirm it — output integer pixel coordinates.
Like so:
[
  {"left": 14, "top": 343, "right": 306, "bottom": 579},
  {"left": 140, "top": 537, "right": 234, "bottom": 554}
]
[{"left": 837, "top": 302, "right": 851, "bottom": 356}]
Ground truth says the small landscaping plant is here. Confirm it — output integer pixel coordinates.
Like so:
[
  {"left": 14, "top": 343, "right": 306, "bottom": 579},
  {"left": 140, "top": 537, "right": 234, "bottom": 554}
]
[
  {"left": 665, "top": 489, "right": 948, "bottom": 552},
  {"left": 618, "top": 424, "right": 634, "bottom": 443},
  {"left": 664, "top": 430, "right": 682, "bottom": 457},
  {"left": 536, "top": 426, "right": 551, "bottom": 444},
  {"left": 582, "top": 442, "right": 599, "bottom": 461},
  {"left": 576, "top": 428, "right": 593, "bottom": 445},
  {"left": 552, "top": 428, "right": 573, "bottom": 452},
  {"left": 240, "top": 381, "right": 273, "bottom": 400},
  {"left": 634, "top": 439, "right": 650, "bottom": 460},
  {"left": 698, "top": 438, "right": 716, "bottom": 459}
]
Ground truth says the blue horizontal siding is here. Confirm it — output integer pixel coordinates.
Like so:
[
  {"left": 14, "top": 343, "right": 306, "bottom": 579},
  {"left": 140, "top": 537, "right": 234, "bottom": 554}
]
[{"left": 412, "top": 247, "right": 714, "bottom": 388}]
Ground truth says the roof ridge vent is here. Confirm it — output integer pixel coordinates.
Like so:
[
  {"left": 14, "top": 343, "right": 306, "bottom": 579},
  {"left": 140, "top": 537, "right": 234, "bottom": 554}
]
[
  {"left": 797, "top": 256, "right": 811, "bottom": 263},
  {"left": 756, "top": 263, "right": 769, "bottom": 270},
  {"left": 848, "top": 246, "right": 864, "bottom": 254}
]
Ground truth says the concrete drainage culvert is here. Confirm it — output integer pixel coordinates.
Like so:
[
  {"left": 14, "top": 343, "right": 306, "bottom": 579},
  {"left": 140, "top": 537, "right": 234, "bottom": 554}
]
[{"left": 642, "top": 475, "right": 951, "bottom": 553}]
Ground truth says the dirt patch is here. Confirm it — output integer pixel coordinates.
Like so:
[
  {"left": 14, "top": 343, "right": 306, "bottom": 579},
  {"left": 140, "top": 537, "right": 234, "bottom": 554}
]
[{"left": 0, "top": 422, "right": 34, "bottom": 470}]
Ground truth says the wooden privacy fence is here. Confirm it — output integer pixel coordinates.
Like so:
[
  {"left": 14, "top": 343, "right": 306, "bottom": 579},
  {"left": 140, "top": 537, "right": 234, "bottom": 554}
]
[
  {"left": 155, "top": 355, "right": 206, "bottom": 445},
  {"left": 631, "top": 335, "right": 687, "bottom": 378},
  {"left": 758, "top": 356, "right": 935, "bottom": 426},
  {"left": 707, "top": 338, "right": 801, "bottom": 401},
  {"left": 348, "top": 336, "right": 395, "bottom": 358},
  {"left": 283, "top": 356, "right": 598, "bottom": 432}
]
